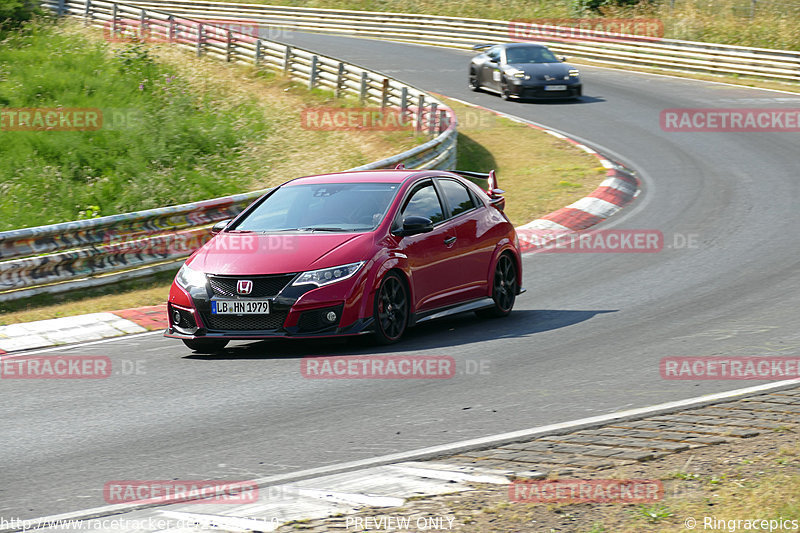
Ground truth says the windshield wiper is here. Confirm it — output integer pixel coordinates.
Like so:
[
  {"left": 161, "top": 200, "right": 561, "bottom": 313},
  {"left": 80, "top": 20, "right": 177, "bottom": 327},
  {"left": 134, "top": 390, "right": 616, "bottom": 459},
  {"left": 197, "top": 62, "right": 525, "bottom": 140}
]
[{"left": 297, "top": 227, "right": 348, "bottom": 232}]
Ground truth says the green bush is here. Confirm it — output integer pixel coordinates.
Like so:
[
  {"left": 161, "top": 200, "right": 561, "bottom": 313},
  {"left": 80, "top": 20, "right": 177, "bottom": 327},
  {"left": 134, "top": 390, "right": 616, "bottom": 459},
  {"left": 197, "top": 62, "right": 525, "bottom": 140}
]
[
  {"left": 0, "top": 0, "right": 43, "bottom": 32},
  {"left": 0, "top": 23, "right": 271, "bottom": 230}
]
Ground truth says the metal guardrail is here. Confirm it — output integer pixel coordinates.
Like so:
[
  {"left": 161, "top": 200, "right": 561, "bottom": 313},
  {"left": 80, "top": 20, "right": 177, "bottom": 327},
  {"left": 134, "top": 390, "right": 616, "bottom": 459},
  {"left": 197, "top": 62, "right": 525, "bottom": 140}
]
[
  {"left": 1, "top": 0, "right": 457, "bottom": 301},
  {"left": 123, "top": 0, "right": 800, "bottom": 82}
]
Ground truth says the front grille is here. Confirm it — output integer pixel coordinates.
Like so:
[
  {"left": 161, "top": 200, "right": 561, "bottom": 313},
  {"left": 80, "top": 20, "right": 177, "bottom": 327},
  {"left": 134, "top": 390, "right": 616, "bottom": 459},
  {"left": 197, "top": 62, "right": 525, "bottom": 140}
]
[
  {"left": 202, "top": 311, "right": 288, "bottom": 331},
  {"left": 208, "top": 274, "right": 296, "bottom": 298}
]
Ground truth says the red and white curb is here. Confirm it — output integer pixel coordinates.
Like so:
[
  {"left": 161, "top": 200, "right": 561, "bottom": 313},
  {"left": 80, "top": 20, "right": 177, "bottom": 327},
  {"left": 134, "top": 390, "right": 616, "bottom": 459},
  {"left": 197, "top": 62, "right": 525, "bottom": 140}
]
[
  {"left": 0, "top": 305, "right": 166, "bottom": 354},
  {"left": 437, "top": 95, "right": 640, "bottom": 253}
]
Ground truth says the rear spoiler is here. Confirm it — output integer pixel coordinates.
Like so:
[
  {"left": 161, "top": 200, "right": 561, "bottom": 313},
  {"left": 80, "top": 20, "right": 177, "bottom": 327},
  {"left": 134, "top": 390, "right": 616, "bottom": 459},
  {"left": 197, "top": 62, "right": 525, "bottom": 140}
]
[
  {"left": 450, "top": 170, "right": 506, "bottom": 211},
  {"left": 472, "top": 44, "right": 493, "bottom": 50}
]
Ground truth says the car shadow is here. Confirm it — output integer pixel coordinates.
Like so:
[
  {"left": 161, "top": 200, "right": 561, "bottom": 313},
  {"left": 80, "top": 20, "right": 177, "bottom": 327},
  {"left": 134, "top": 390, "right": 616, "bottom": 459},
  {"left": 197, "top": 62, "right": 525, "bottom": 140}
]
[
  {"left": 184, "top": 308, "right": 617, "bottom": 360},
  {"left": 518, "top": 95, "right": 605, "bottom": 105}
]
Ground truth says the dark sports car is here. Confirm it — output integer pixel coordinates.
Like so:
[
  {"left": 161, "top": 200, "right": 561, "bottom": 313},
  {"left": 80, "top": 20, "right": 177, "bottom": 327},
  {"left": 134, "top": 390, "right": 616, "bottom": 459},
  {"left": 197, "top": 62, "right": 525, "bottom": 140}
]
[
  {"left": 165, "top": 168, "right": 524, "bottom": 353},
  {"left": 469, "top": 43, "right": 582, "bottom": 100}
]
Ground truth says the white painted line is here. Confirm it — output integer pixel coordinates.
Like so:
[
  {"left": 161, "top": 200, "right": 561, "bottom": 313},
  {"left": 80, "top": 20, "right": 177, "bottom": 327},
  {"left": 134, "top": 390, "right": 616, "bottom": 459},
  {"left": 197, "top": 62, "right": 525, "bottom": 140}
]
[
  {"left": 9, "top": 378, "right": 797, "bottom": 533},
  {"left": 566, "top": 196, "right": 622, "bottom": 218},
  {"left": 385, "top": 465, "right": 509, "bottom": 484},
  {"left": 600, "top": 177, "right": 638, "bottom": 195},
  {"left": 296, "top": 488, "right": 404, "bottom": 508},
  {"left": 0, "top": 331, "right": 164, "bottom": 359},
  {"left": 518, "top": 219, "right": 572, "bottom": 231}
]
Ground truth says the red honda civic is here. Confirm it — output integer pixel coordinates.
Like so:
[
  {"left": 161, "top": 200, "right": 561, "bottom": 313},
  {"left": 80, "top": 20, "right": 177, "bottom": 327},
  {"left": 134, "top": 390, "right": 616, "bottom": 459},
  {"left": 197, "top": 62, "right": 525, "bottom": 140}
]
[{"left": 165, "top": 168, "right": 524, "bottom": 353}]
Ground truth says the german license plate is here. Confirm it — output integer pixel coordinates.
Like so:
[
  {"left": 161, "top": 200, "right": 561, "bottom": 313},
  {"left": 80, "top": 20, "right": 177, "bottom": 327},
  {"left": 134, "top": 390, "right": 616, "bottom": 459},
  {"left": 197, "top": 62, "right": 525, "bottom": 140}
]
[
  {"left": 212, "top": 300, "right": 270, "bottom": 315},
  {"left": 544, "top": 85, "right": 567, "bottom": 91}
]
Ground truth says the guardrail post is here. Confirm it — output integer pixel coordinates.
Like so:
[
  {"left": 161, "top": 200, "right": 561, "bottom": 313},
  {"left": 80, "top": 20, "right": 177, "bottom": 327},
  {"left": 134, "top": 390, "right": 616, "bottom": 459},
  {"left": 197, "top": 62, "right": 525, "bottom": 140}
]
[
  {"left": 415, "top": 94, "right": 425, "bottom": 134},
  {"left": 255, "top": 39, "right": 262, "bottom": 65},
  {"left": 439, "top": 109, "right": 448, "bottom": 133},
  {"left": 428, "top": 102, "right": 438, "bottom": 135},
  {"left": 140, "top": 9, "right": 147, "bottom": 40},
  {"left": 111, "top": 3, "right": 117, "bottom": 37},
  {"left": 359, "top": 71, "right": 368, "bottom": 103},
  {"left": 196, "top": 23, "right": 204, "bottom": 57},
  {"left": 381, "top": 78, "right": 390, "bottom": 109},
  {"left": 309, "top": 55, "right": 318, "bottom": 90},
  {"left": 400, "top": 87, "right": 408, "bottom": 126},
  {"left": 84, "top": 0, "right": 91, "bottom": 25},
  {"left": 226, "top": 30, "right": 233, "bottom": 62},
  {"left": 335, "top": 62, "right": 345, "bottom": 98},
  {"left": 168, "top": 15, "right": 175, "bottom": 42},
  {"left": 57, "top": 0, "right": 65, "bottom": 17},
  {"left": 283, "top": 46, "right": 291, "bottom": 74}
]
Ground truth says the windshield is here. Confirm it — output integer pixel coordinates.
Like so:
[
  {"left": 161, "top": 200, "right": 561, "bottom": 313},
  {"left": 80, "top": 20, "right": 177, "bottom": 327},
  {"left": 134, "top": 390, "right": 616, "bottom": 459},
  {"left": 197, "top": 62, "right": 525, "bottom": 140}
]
[
  {"left": 505, "top": 46, "right": 559, "bottom": 64},
  {"left": 232, "top": 182, "right": 400, "bottom": 233}
]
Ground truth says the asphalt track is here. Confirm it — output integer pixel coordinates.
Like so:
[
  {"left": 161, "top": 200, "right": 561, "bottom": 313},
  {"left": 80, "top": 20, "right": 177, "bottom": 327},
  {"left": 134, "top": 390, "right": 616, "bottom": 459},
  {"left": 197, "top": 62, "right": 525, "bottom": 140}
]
[{"left": 2, "top": 31, "right": 800, "bottom": 519}]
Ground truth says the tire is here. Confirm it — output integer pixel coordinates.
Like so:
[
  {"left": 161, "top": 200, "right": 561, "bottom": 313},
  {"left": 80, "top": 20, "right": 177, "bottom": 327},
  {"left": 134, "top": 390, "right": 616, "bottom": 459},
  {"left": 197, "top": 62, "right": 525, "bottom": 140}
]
[
  {"left": 500, "top": 78, "right": 511, "bottom": 101},
  {"left": 182, "top": 338, "right": 229, "bottom": 353},
  {"left": 373, "top": 271, "right": 409, "bottom": 344},
  {"left": 469, "top": 70, "right": 480, "bottom": 91},
  {"left": 476, "top": 254, "right": 517, "bottom": 318}
]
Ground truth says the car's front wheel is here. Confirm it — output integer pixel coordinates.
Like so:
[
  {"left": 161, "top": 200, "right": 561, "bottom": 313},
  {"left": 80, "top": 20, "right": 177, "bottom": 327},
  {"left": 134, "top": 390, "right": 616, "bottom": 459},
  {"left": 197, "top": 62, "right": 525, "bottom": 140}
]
[
  {"left": 182, "top": 338, "right": 229, "bottom": 353},
  {"left": 373, "top": 271, "right": 409, "bottom": 344},
  {"left": 477, "top": 254, "right": 517, "bottom": 318},
  {"left": 500, "top": 77, "right": 512, "bottom": 101},
  {"left": 469, "top": 69, "right": 480, "bottom": 91}
]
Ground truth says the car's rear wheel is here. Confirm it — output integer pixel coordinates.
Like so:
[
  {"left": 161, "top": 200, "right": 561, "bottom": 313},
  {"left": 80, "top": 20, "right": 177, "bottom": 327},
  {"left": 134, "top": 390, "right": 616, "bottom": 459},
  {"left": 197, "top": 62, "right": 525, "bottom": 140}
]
[
  {"left": 477, "top": 254, "right": 517, "bottom": 318},
  {"left": 469, "top": 70, "right": 480, "bottom": 91},
  {"left": 373, "top": 271, "right": 409, "bottom": 344},
  {"left": 182, "top": 338, "right": 229, "bottom": 353}
]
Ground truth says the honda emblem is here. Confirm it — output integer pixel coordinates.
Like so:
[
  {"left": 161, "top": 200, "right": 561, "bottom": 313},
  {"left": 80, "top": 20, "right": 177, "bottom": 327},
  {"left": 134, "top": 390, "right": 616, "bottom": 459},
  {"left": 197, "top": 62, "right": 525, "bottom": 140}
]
[{"left": 237, "top": 280, "right": 253, "bottom": 295}]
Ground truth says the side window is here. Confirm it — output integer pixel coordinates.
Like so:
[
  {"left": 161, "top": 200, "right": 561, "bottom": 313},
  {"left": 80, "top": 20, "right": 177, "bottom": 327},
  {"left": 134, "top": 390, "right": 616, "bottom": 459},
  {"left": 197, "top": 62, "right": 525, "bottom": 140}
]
[
  {"left": 439, "top": 179, "right": 476, "bottom": 218},
  {"left": 401, "top": 182, "right": 444, "bottom": 224},
  {"left": 487, "top": 47, "right": 501, "bottom": 63}
]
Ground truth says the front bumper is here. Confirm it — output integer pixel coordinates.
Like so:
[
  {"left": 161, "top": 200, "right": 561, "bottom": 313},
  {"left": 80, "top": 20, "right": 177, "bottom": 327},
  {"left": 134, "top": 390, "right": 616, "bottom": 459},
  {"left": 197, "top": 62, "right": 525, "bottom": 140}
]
[
  {"left": 164, "top": 271, "right": 374, "bottom": 341},
  {"left": 508, "top": 81, "right": 582, "bottom": 99}
]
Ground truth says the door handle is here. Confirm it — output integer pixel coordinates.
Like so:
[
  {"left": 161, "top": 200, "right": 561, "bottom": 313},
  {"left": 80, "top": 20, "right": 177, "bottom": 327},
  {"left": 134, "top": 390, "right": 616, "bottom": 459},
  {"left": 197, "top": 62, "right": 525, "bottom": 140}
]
[{"left": 444, "top": 236, "right": 457, "bottom": 246}]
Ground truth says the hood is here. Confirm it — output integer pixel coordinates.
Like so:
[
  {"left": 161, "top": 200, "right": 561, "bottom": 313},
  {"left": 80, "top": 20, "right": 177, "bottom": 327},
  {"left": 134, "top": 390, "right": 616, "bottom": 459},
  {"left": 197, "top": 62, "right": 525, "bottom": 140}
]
[
  {"left": 186, "top": 232, "right": 374, "bottom": 275},
  {"left": 506, "top": 62, "right": 573, "bottom": 81}
]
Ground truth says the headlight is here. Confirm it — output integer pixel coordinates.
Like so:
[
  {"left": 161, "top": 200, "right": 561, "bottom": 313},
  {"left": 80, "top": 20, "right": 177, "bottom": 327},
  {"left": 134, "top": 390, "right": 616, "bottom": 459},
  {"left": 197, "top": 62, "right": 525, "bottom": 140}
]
[
  {"left": 569, "top": 69, "right": 580, "bottom": 77},
  {"left": 507, "top": 69, "right": 525, "bottom": 78},
  {"left": 176, "top": 264, "right": 207, "bottom": 289},
  {"left": 291, "top": 261, "right": 365, "bottom": 287}
]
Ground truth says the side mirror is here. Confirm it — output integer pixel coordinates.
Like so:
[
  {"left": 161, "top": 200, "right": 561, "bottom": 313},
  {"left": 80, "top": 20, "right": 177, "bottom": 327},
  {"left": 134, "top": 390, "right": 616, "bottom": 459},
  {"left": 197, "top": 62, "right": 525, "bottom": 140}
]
[
  {"left": 558, "top": 55, "right": 567, "bottom": 62},
  {"left": 211, "top": 219, "right": 231, "bottom": 235},
  {"left": 394, "top": 216, "right": 434, "bottom": 237}
]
